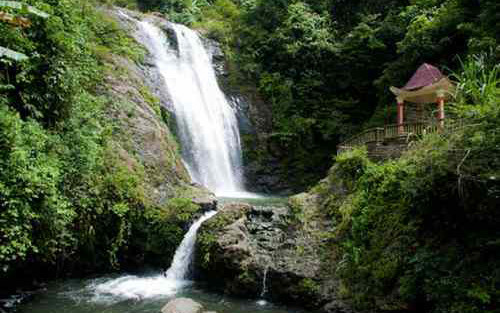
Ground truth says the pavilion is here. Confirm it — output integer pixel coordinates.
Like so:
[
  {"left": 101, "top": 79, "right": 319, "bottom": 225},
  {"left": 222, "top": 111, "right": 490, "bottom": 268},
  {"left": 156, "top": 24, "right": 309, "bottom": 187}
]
[
  {"left": 390, "top": 63, "right": 454, "bottom": 134},
  {"left": 337, "top": 63, "right": 456, "bottom": 159}
]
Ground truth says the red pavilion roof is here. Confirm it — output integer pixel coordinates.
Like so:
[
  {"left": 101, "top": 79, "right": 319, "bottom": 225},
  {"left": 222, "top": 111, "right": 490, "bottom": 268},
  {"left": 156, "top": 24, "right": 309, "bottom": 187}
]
[{"left": 403, "top": 63, "right": 444, "bottom": 91}]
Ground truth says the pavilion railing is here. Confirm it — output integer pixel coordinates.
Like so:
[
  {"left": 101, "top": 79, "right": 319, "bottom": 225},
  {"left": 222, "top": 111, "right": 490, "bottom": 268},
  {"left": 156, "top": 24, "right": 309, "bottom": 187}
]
[{"left": 337, "top": 122, "right": 439, "bottom": 154}]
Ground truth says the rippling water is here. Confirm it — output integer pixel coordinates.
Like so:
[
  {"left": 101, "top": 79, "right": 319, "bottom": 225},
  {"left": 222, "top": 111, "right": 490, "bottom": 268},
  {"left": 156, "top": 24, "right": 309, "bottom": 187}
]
[{"left": 16, "top": 273, "right": 311, "bottom": 313}]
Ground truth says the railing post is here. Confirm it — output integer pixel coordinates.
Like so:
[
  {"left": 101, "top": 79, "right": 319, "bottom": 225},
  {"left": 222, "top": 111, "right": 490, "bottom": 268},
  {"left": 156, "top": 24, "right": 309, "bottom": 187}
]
[{"left": 376, "top": 128, "right": 383, "bottom": 145}]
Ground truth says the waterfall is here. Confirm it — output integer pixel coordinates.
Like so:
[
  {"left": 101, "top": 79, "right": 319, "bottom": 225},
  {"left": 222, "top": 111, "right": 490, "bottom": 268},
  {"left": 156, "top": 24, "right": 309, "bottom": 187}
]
[
  {"left": 89, "top": 211, "right": 217, "bottom": 302},
  {"left": 260, "top": 266, "right": 269, "bottom": 298},
  {"left": 136, "top": 19, "right": 254, "bottom": 197},
  {"left": 256, "top": 265, "right": 269, "bottom": 306},
  {"left": 165, "top": 210, "right": 217, "bottom": 280}
]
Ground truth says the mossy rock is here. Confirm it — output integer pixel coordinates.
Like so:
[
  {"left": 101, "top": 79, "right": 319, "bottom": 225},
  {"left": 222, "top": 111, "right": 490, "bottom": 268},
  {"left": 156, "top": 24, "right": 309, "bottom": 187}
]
[{"left": 195, "top": 202, "right": 260, "bottom": 295}]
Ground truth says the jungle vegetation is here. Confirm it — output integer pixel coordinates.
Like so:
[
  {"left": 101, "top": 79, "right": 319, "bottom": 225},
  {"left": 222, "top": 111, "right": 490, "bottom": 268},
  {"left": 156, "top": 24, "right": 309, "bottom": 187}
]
[
  {"left": 0, "top": 1, "right": 498, "bottom": 312},
  {"left": 0, "top": 0, "right": 202, "bottom": 290}
]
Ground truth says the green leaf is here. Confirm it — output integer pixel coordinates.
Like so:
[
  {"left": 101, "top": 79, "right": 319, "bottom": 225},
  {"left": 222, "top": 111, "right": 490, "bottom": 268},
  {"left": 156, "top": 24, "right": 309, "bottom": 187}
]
[{"left": 0, "top": 46, "right": 28, "bottom": 61}]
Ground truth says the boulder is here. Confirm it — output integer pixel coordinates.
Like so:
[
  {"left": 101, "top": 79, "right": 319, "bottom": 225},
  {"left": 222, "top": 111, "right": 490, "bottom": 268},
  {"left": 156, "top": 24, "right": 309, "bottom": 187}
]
[
  {"left": 195, "top": 202, "right": 328, "bottom": 306},
  {"left": 191, "top": 184, "right": 217, "bottom": 211},
  {"left": 161, "top": 298, "right": 203, "bottom": 313}
]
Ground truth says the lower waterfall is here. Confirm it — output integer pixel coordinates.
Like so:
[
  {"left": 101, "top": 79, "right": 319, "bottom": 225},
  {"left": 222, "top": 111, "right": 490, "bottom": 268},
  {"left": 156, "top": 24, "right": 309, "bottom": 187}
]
[
  {"left": 89, "top": 211, "right": 216, "bottom": 302},
  {"left": 165, "top": 211, "right": 217, "bottom": 280}
]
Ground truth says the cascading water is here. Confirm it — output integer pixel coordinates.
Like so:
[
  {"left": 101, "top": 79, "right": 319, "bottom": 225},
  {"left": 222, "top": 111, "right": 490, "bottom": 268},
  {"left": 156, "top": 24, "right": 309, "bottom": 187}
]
[
  {"left": 165, "top": 211, "right": 217, "bottom": 280},
  {"left": 136, "top": 19, "right": 255, "bottom": 197},
  {"left": 256, "top": 265, "right": 269, "bottom": 306},
  {"left": 88, "top": 211, "right": 217, "bottom": 302},
  {"left": 85, "top": 11, "right": 259, "bottom": 305}
]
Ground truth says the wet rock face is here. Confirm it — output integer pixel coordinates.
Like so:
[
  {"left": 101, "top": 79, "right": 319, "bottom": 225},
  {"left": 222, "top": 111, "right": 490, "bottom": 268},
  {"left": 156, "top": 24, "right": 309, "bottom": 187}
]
[
  {"left": 195, "top": 197, "right": 358, "bottom": 313},
  {"left": 201, "top": 37, "right": 225, "bottom": 77},
  {"left": 191, "top": 190, "right": 217, "bottom": 212},
  {"left": 106, "top": 9, "right": 215, "bottom": 206},
  {"left": 115, "top": 10, "right": 177, "bottom": 112},
  {"left": 195, "top": 203, "right": 327, "bottom": 308},
  {"left": 200, "top": 33, "right": 290, "bottom": 194}
]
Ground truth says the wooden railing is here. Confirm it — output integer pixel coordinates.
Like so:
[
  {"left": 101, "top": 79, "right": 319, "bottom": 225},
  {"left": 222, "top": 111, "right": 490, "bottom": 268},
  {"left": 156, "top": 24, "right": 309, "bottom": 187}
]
[{"left": 337, "top": 122, "right": 436, "bottom": 153}]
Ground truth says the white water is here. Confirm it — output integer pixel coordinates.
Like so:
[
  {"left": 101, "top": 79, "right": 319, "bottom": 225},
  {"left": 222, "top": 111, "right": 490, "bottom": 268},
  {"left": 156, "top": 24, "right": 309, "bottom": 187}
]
[
  {"left": 165, "top": 210, "right": 217, "bottom": 280},
  {"left": 88, "top": 211, "right": 216, "bottom": 303},
  {"left": 256, "top": 265, "right": 269, "bottom": 306},
  {"left": 135, "top": 19, "right": 257, "bottom": 197},
  {"left": 89, "top": 275, "right": 183, "bottom": 303}
]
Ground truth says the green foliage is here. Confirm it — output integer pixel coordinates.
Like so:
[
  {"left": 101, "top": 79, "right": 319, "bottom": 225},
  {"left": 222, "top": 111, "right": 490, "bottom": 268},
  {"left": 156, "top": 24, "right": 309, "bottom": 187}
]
[
  {"left": 314, "top": 58, "right": 500, "bottom": 312},
  {"left": 134, "top": 0, "right": 212, "bottom": 24},
  {"left": 0, "top": 104, "right": 72, "bottom": 272},
  {"left": 294, "top": 278, "right": 320, "bottom": 299},
  {"left": 170, "top": 0, "right": 498, "bottom": 188},
  {"left": 0, "top": 0, "right": 192, "bottom": 280},
  {"left": 453, "top": 52, "right": 499, "bottom": 110},
  {"left": 193, "top": 0, "right": 240, "bottom": 45},
  {"left": 334, "top": 147, "right": 371, "bottom": 184}
]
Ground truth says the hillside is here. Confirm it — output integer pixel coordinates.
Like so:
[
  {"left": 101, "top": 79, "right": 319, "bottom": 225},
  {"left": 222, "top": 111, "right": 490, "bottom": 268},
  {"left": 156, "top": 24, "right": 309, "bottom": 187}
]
[{"left": 0, "top": 0, "right": 213, "bottom": 294}]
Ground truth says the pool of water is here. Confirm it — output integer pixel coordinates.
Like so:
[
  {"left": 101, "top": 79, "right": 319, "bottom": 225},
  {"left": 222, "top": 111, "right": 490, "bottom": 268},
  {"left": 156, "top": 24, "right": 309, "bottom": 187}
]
[
  {"left": 15, "top": 197, "right": 296, "bottom": 313},
  {"left": 16, "top": 272, "right": 310, "bottom": 313},
  {"left": 218, "top": 195, "right": 289, "bottom": 207}
]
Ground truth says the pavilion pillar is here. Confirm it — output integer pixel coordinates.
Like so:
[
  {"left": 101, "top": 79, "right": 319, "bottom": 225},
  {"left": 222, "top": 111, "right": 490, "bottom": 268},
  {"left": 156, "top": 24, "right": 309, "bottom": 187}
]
[
  {"left": 436, "top": 90, "right": 445, "bottom": 130},
  {"left": 397, "top": 97, "right": 405, "bottom": 134}
]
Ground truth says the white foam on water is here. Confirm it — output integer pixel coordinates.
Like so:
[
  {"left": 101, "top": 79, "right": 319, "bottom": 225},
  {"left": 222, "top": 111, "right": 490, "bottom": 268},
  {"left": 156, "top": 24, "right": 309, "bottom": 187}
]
[
  {"left": 87, "top": 275, "right": 188, "bottom": 304},
  {"left": 86, "top": 211, "right": 217, "bottom": 304}
]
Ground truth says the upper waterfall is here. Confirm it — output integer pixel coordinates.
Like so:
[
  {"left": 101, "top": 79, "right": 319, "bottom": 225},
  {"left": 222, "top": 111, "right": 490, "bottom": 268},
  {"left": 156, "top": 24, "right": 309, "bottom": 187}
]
[{"left": 136, "top": 19, "right": 250, "bottom": 197}]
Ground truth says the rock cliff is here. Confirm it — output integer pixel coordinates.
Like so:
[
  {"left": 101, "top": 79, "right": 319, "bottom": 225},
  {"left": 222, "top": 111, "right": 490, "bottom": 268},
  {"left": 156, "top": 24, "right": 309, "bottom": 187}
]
[
  {"left": 106, "top": 9, "right": 215, "bottom": 208},
  {"left": 194, "top": 197, "right": 353, "bottom": 312}
]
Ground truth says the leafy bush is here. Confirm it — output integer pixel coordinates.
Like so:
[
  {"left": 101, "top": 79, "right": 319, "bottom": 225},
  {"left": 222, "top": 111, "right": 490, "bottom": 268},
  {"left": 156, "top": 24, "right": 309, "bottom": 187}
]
[
  {"left": 0, "top": 0, "right": 186, "bottom": 281},
  {"left": 0, "top": 104, "right": 73, "bottom": 273}
]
